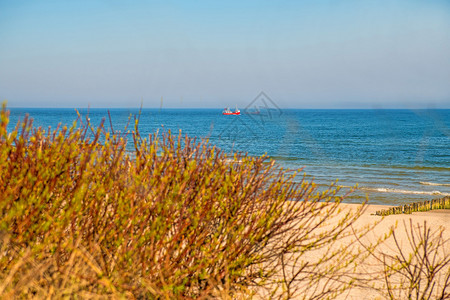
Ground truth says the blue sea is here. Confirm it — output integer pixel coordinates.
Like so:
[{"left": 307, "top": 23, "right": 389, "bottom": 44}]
[{"left": 6, "top": 108, "right": 450, "bottom": 206}]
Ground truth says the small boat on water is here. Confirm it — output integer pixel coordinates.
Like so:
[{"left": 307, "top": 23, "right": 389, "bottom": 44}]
[{"left": 222, "top": 106, "right": 240, "bottom": 115}]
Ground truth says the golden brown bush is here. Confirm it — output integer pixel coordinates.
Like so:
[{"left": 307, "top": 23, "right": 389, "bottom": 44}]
[{"left": 0, "top": 104, "right": 368, "bottom": 299}]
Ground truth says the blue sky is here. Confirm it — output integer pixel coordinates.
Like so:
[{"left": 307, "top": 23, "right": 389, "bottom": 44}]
[{"left": 1, "top": 0, "right": 449, "bottom": 108}]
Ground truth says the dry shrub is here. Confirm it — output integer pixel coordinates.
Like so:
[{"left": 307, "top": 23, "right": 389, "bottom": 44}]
[
  {"left": 374, "top": 220, "right": 450, "bottom": 300},
  {"left": 357, "top": 218, "right": 450, "bottom": 300},
  {"left": 0, "top": 104, "right": 369, "bottom": 299}
]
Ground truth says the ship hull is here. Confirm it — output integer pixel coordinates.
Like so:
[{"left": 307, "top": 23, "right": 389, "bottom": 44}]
[{"left": 222, "top": 112, "right": 241, "bottom": 115}]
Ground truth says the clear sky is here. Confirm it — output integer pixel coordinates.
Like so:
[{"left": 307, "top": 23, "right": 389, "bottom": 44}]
[{"left": 1, "top": 0, "right": 449, "bottom": 108}]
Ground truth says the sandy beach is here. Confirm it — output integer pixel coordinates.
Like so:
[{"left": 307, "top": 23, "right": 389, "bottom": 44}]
[
  {"left": 250, "top": 201, "right": 449, "bottom": 299},
  {"left": 336, "top": 203, "right": 450, "bottom": 299}
]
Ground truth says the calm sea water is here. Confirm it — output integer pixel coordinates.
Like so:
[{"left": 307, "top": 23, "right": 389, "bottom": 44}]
[{"left": 7, "top": 108, "right": 450, "bottom": 205}]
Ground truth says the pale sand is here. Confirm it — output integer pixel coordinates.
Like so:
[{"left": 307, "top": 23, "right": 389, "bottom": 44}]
[
  {"left": 336, "top": 204, "right": 450, "bottom": 299},
  {"left": 253, "top": 203, "right": 450, "bottom": 299}
]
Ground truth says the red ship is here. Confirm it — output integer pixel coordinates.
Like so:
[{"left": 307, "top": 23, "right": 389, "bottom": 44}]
[{"left": 222, "top": 106, "right": 240, "bottom": 115}]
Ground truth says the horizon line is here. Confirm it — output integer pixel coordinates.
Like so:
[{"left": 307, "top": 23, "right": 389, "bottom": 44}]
[{"left": 5, "top": 106, "right": 450, "bottom": 110}]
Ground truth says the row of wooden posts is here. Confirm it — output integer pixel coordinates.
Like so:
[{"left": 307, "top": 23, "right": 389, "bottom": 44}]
[{"left": 375, "top": 196, "right": 450, "bottom": 216}]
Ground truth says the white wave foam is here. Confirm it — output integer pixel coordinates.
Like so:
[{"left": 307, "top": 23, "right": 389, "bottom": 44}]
[
  {"left": 361, "top": 187, "right": 450, "bottom": 196},
  {"left": 419, "top": 182, "right": 450, "bottom": 187},
  {"left": 337, "top": 185, "right": 353, "bottom": 188}
]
